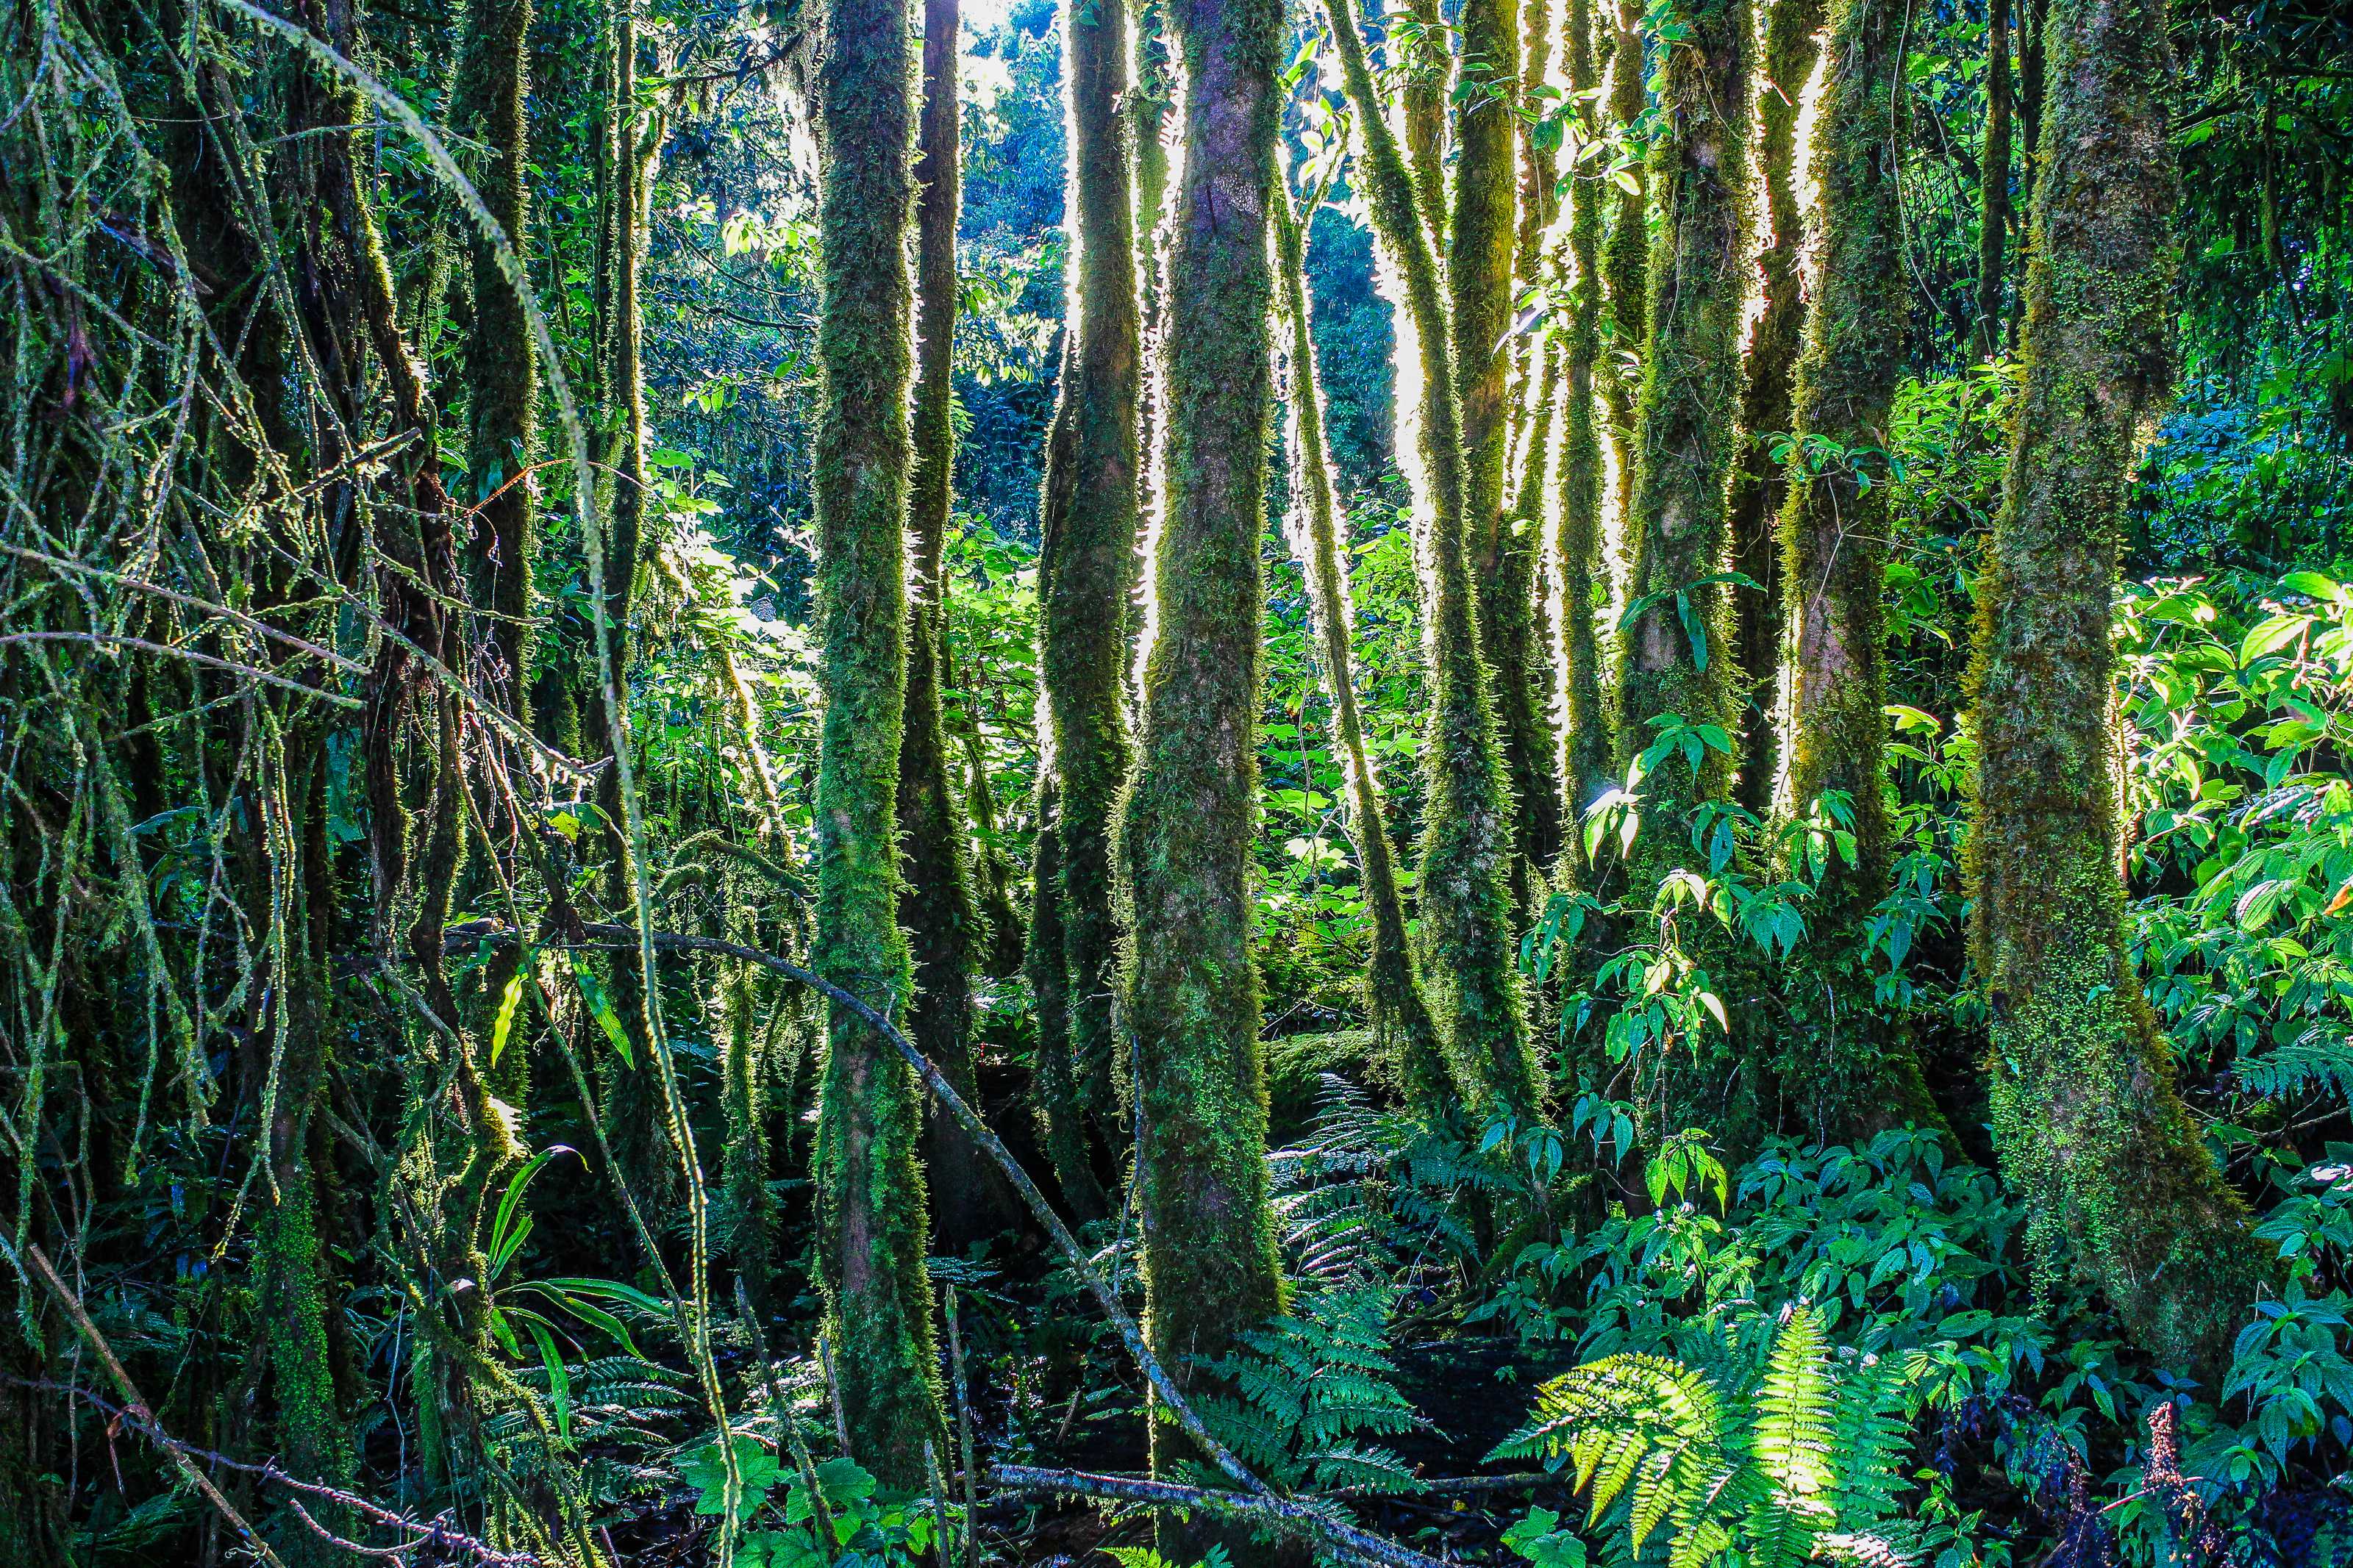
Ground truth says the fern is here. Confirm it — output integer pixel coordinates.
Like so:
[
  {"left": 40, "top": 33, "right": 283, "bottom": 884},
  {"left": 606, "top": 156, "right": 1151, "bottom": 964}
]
[
  {"left": 1492, "top": 1304, "right": 1922, "bottom": 1568},
  {"left": 1195, "top": 1286, "right": 1428, "bottom": 1496}
]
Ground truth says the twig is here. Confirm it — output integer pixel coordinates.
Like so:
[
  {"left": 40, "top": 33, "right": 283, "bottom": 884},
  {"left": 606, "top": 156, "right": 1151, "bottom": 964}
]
[
  {"left": 943, "top": 1286, "right": 979, "bottom": 1568},
  {"left": 989, "top": 1465, "right": 1451, "bottom": 1568},
  {"left": 0, "top": 631, "right": 360, "bottom": 706}
]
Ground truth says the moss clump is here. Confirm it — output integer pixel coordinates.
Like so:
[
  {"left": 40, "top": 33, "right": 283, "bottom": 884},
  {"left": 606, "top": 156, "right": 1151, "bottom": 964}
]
[
  {"left": 810, "top": 0, "right": 947, "bottom": 1486},
  {"left": 1964, "top": 0, "right": 2274, "bottom": 1384},
  {"left": 1114, "top": 0, "right": 1287, "bottom": 1539}
]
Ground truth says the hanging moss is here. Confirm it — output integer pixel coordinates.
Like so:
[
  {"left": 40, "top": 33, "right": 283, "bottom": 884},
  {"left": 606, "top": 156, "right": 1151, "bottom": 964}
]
[
  {"left": 1598, "top": 0, "right": 1649, "bottom": 525},
  {"left": 1964, "top": 0, "right": 2274, "bottom": 1384},
  {"left": 1114, "top": 0, "right": 1285, "bottom": 1534},
  {"left": 1274, "top": 195, "right": 1451, "bottom": 1107},
  {"left": 899, "top": 0, "right": 1004, "bottom": 1250},
  {"left": 1557, "top": 0, "right": 1610, "bottom": 833},
  {"left": 1724, "top": 0, "right": 1824, "bottom": 817},
  {"left": 1323, "top": 0, "right": 1539, "bottom": 1117},
  {"left": 1040, "top": 0, "right": 1145, "bottom": 1173},
  {"left": 811, "top": 0, "right": 947, "bottom": 1486}
]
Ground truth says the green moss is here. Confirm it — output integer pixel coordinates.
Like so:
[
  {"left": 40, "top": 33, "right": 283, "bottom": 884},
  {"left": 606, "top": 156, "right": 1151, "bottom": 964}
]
[
  {"left": 1779, "top": 0, "right": 1904, "bottom": 917},
  {"left": 811, "top": 0, "right": 946, "bottom": 1486},
  {"left": 1323, "top": 0, "right": 1538, "bottom": 1117},
  {"left": 1974, "top": 0, "right": 2013, "bottom": 357},
  {"left": 1598, "top": 0, "right": 1650, "bottom": 523},
  {"left": 1114, "top": 0, "right": 1287, "bottom": 1534},
  {"left": 1964, "top": 0, "right": 2274, "bottom": 1384}
]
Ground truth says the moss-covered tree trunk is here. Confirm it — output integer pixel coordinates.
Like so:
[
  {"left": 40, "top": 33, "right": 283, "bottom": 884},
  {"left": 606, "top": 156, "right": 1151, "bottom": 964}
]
[
  {"left": 1612, "top": 0, "right": 1752, "bottom": 1137},
  {"left": 1973, "top": 0, "right": 2012, "bottom": 358},
  {"left": 1324, "top": 0, "right": 1540, "bottom": 1116},
  {"left": 812, "top": 0, "right": 948, "bottom": 1483},
  {"left": 1615, "top": 0, "right": 1750, "bottom": 826},
  {"left": 1725, "top": 0, "right": 1824, "bottom": 817},
  {"left": 1557, "top": 0, "right": 1610, "bottom": 831},
  {"left": 1275, "top": 195, "right": 1452, "bottom": 1105},
  {"left": 1599, "top": 0, "right": 1649, "bottom": 526},
  {"left": 1776, "top": 0, "right": 1940, "bottom": 1135},
  {"left": 1453, "top": 0, "right": 1556, "bottom": 907},
  {"left": 1400, "top": 0, "right": 1448, "bottom": 253},
  {"left": 456, "top": 0, "right": 536, "bottom": 726},
  {"left": 1115, "top": 0, "right": 1285, "bottom": 1528},
  {"left": 1966, "top": 0, "right": 2273, "bottom": 1385},
  {"left": 899, "top": 0, "right": 1005, "bottom": 1250},
  {"left": 1032, "top": 0, "right": 1144, "bottom": 1216}
]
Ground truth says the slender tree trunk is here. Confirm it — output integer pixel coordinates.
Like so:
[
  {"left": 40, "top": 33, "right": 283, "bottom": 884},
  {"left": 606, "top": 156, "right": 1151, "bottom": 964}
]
[
  {"left": 1615, "top": 0, "right": 1750, "bottom": 812},
  {"left": 1117, "top": 0, "right": 1285, "bottom": 1536},
  {"left": 1599, "top": 0, "right": 1649, "bottom": 528},
  {"left": 1324, "top": 0, "right": 1540, "bottom": 1116},
  {"left": 812, "top": 0, "right": 947, "bottom": 1483},
  {"left": 1777, "top": 0, "right": 1940, "bottom": 1134},
  {"left": 456, "top": 0, "right": 537, "bottom": 726},
  {"left": 1274, "top": 194, "right": 1452, "bottom": 1105},
  {"left": 901, "top": 0, "right": 1005, "bottom": 1249},
  {"left": 1557, "top": 0, "right": 1610, "bottom": 831},
  {"left": 1454, "top": 0, "right": 1553, "bottom": 908},
  {"left": 1400, "top": 0, "right": 1447, "bottom": 253},
  {"left": 2015, "top": 0, "right": 2045, "bottom": 282},
  {"left": 1973, "top": 0, "right": 2012, "bottom": 358},
  {"left": 1726, "top": 0, "right": 1826, "bottom": 817},
  {"left": 1038, "top": 0, "right": 1144, "bottom": 1195},
  {"left": 1966, "top": 0, "right": 2273, "bottom": 1385}
]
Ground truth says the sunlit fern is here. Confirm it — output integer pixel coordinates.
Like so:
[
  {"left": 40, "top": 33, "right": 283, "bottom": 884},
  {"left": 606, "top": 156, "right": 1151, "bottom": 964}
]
[
  {"left": 1490, "top": 1304, "right": 1919, "bottom": 1568},
  {"left": 1192, "top": 1285, "right": 1429, "bottom": 1497}
]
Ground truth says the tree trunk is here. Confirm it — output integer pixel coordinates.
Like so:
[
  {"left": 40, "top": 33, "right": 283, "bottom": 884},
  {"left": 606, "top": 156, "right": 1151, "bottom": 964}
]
[
  {"left": 1599, "top": 0, "right": 1649, "bottom": 528},
  {"left": 812, "top": 0, "right": 948, "bottom": 1484},
  {"left": 1777, "top": 0, "right": 1940, "bottom": 1135},
  {"left": 1324, "top": 0, "right": 1540, "bottom": 1116},
  {"left": 1973, "top": 0, "right": 2012, "bottom": 358},
  {"left": 1117, "top": 0, "right": 1286, "bottom": 1538},
  {"left": 1557, "top": 0, "right": 1610, "bottom": 833},
  {"left": 900, "top": 0, "right": 1007, "bottom": 1250},
  {"left": 1037, "top": 0, "right": 1145, "bottom": 1204},
  {"left": 1726, "top": 0, "right": 1826, "bottom": 818},
  {"left": 1966, "top": 0, "right": 2274, "bottom": 1385},
  {"left": 1274, "top": 194, "right": 1452, "bottom": 1106}
]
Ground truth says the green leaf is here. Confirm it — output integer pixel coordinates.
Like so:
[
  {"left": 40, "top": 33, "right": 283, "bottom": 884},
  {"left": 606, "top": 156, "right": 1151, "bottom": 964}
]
[
  {"left": 489, "top": 967, "right": 527, "bottom": 1068},
  {"left": 524, "top": 1317, "right": 573, "bottom": 1440},
  {"left": 570, "top": 954, "right": 635, "bottom": 1067}
]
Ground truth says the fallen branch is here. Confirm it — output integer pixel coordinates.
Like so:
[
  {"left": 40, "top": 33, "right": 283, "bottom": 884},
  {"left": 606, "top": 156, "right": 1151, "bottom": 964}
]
[
  {"left": 429, "top": 920, "right": 1453, "bottom": 1568},
  {"left": 990, "top": 1464, "right": 1458, "bottom": 1568}
]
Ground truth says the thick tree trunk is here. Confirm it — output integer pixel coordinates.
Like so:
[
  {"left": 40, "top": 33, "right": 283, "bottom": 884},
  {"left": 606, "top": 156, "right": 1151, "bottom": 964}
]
[
  {"left": 1966, "top": 0, "right": 2274, "bottom": 1385},
  {"left": 812, "top": 0, "right": 947, "bottom": 1484},
  {"left": 1117, "top": 0, "right": 1286, "bottom": 1539},
  {"left": 1324, "top": 0, "right": 1540, "bottom": 1116},
  {"left": 1727, "top": 0, "right": 1826, "bottom": 817}
]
